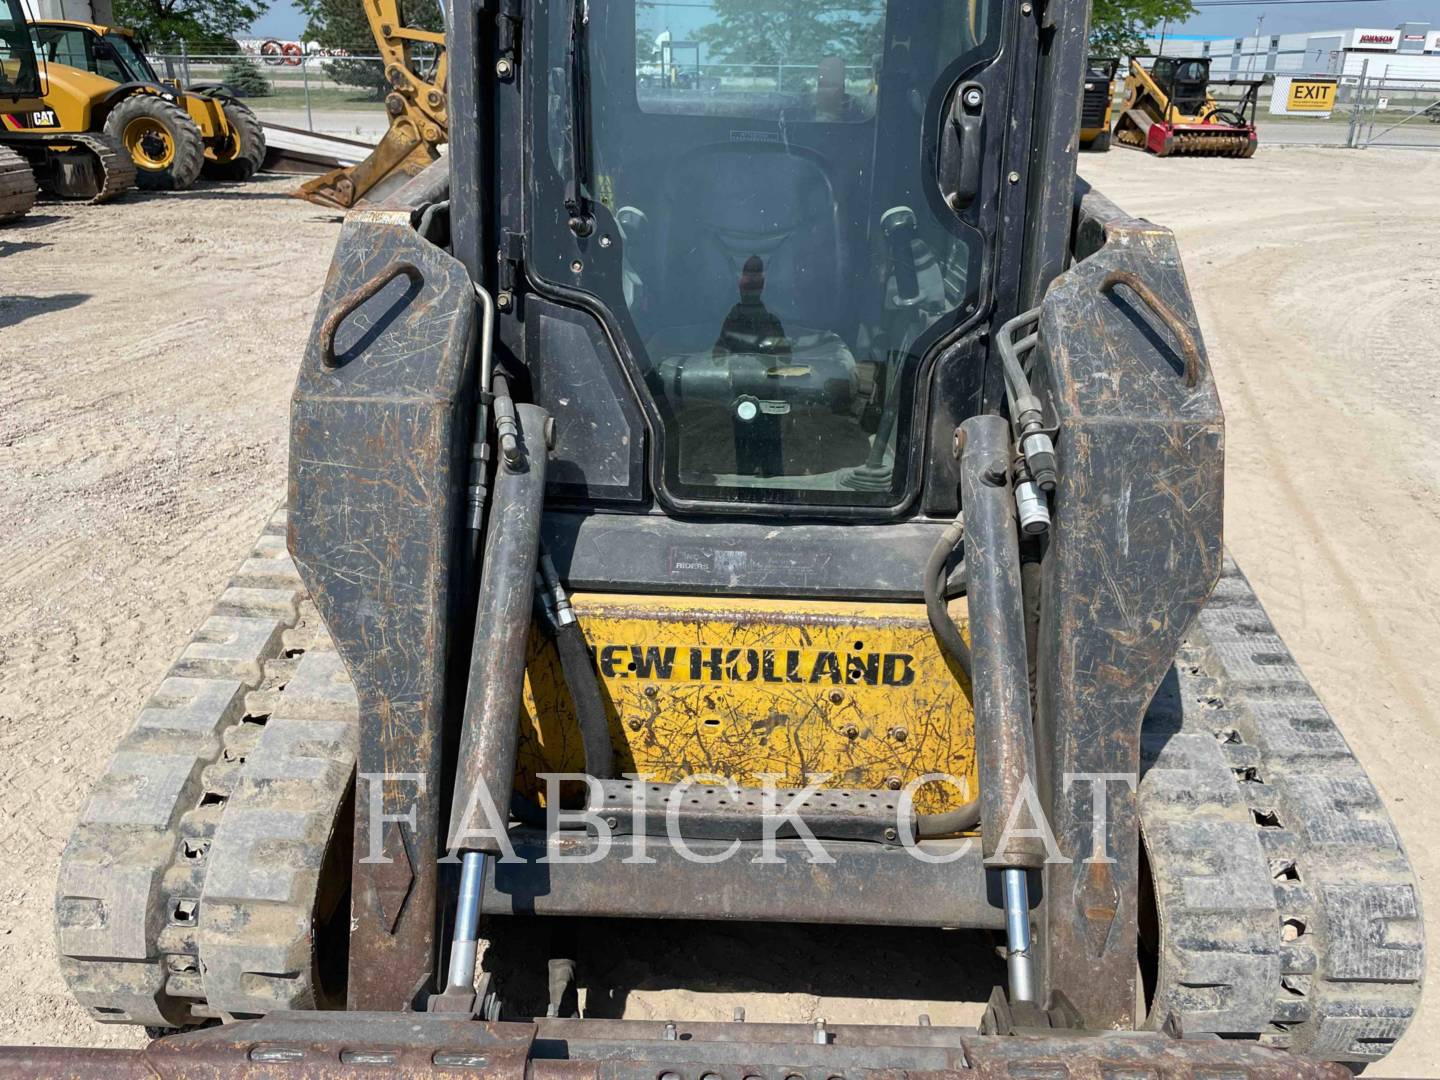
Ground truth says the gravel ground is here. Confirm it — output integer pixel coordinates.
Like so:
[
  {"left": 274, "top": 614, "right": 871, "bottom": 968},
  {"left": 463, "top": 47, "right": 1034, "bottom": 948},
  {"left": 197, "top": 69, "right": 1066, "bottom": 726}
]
[{"left": 0, "top": 148, "right": 1435, "bottom": 1072}]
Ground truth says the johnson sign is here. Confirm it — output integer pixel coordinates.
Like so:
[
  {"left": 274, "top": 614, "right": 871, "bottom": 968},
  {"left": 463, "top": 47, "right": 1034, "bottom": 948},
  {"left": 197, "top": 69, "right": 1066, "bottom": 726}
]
[{"left": 1347, "top": 28, "right": 1400, "bottom": 51}]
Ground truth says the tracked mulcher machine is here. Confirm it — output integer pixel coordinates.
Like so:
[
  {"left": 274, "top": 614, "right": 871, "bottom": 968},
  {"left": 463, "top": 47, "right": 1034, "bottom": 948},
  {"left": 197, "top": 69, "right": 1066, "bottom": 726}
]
[
  {"left": 1113, "top": 56, "right": 1260, "bottom": 157},
  {"left": 21, "top": 0, "right": 1423, "bottom": 1075}
]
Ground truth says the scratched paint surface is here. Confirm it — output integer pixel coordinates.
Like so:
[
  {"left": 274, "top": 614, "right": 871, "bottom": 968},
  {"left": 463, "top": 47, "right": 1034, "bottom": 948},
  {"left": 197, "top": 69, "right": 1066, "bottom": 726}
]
[{"left": 515, "top": 594, "right": 976, "bottom": 814}]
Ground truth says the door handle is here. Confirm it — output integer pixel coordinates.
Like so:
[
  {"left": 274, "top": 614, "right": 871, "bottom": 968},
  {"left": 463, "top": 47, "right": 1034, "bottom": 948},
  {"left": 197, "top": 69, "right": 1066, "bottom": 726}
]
[{"left": 941, "top": 82, "right": 984, "bottom": 211}]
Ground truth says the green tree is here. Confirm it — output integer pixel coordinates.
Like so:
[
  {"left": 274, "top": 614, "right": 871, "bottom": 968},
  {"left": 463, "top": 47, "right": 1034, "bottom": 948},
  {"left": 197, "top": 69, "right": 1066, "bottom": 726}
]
[
  {"left": 223, "top": 53, "right": 270, "bottom": 95},
  {"left": 1089, "top": 0, "right": 1196, "bottom": 57},
  {"left": 298, "top": 0, "right": 442, "bottom": 98},
  {"left": 693, "top": 0, "right": 884, "bottom": 66},
  {"left": 114, "top": 0, "right": 268, "bottom": 51}
]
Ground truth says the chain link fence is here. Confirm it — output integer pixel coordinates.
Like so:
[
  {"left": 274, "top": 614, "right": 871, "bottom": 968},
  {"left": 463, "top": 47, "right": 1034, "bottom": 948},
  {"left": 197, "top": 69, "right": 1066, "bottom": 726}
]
[
  {"left": 1344, "top": 66, "right": 1440, "bottom": 150},
  {"left": 147, "top": 51, "right": 401, "bottom": 141}
]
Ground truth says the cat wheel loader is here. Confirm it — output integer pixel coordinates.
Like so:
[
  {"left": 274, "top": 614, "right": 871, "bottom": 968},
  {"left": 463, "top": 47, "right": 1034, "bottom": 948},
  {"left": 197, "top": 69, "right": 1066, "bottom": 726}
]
[
  {"left": 0, "top": 0, "right": 133, "bottom": 202},
  {"left": 12, "top": 0, "right": 1423, "bottom": 1076},
  {"left": 27, "top": 19, "right": 266, "bottom": 190},
  {"left": 1113, "top": 56, "right": 1260, "bottom": 157}
]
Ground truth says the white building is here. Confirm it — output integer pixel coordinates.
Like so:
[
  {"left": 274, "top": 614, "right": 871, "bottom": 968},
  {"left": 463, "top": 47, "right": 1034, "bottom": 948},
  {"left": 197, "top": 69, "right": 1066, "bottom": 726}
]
[{"left": 1143, "top": 22, "right": 1440, "bottom": 82}]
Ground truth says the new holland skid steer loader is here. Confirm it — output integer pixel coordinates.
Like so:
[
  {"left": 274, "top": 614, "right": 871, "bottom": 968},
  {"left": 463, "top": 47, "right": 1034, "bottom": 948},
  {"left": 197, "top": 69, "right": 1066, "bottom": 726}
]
[{"left": 16, "top": 0, "right": 1423, "bottom": 1075}]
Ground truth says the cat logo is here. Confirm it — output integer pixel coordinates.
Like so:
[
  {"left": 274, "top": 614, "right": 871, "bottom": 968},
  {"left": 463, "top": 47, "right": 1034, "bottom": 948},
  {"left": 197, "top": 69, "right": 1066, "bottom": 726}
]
[{"left": 29, "top": 109, "right": 60, "bottom": 128}]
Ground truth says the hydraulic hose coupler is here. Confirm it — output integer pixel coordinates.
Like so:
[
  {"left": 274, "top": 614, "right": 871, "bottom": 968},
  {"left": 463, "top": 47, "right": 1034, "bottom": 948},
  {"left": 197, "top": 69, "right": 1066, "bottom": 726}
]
[
  {"left": 1014, "top": 477, "right": 1050, "bottom": 537},
  {"left": 1020, "top": 430, "right": 1056, "bottom": 492}
]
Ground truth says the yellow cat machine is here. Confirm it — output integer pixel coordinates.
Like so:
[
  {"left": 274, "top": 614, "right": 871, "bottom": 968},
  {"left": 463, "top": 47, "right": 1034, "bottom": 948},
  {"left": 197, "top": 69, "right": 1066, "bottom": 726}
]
[
  {"left": 0, "top": 0, "right": 132, "bottom": 203},
  {"left": 8, "top": 0, "right": 1422, "bottom": 1075},
  {"left": 1114, "top": 55, "right": 1260, "bottom": 157},
  {"left": 292, "top": 0, "right": 446, "bottom": 209},
  {"left": 1078, "top": 57, "right": 1116, "bottom": 151},
  {"left": 28, "top": 19, "right": 265, "bottom": 190}
]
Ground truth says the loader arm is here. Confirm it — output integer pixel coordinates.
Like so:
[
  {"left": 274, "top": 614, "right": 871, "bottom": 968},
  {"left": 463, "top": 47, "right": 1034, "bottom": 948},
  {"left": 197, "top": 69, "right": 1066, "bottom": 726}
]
[{"left": 294, "top": 0, "right": 448, "bottom": 209}]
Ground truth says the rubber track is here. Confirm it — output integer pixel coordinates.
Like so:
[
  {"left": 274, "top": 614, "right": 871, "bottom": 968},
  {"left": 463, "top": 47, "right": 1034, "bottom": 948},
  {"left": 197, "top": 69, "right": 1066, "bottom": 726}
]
[
  {"left": 1141, "top": 558, "right": 1423, "bottom": 1064},
  {"left": 0, "top": 143, "right": 38, "bottom": 223},
  {"left": 68, "top": 131, "right": 137, "bottom": 203},
  {"left": 55, "top": 508, "right": 356, "bottom": 1027}
]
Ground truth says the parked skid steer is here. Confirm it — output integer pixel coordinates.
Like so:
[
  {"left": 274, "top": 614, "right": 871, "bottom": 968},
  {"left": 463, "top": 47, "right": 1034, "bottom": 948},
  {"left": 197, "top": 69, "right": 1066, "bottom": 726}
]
[
  {"left": 1078, "top": 56, "right": 1116, "bottom": 151},
  {"left": 28, "top": 20, "right": 267, "bottom": 189},
  {"left": 1113, "top": 56, "right": 1260, "bottom": 157},
  {"left": 18, "top": 0, "right": 1424, "bottom": 1076}
]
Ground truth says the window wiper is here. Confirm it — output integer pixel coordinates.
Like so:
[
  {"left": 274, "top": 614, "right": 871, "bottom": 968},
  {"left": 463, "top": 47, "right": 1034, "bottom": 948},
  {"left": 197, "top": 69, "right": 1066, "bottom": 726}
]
[{"left": 564, "top": 0, "right": 594, "bottom": 237}]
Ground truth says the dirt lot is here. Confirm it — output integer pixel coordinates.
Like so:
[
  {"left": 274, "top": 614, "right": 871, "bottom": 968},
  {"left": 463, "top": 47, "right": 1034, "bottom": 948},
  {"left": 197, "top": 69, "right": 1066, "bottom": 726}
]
[{"left": 0, "top": 149, "right": 1436, "bottom": 1073}]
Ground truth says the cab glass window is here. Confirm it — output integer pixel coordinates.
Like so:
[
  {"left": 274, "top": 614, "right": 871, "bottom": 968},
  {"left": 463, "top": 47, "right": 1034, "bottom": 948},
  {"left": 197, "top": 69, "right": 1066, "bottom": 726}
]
[
  {"left": 32, "top": 26, "right": 89, "bottom": 69},
  {"left": 1, "top": 0, "right": 41, "bottom": 97},
  {"left": 635, "top": 3, "right": 882, "bottom": 122},
  {"left": 104, "top": 33, "right": 155, "bottom": 82},
  {"left": 538, "top": 0, "right": 998, "bottom": 509}
]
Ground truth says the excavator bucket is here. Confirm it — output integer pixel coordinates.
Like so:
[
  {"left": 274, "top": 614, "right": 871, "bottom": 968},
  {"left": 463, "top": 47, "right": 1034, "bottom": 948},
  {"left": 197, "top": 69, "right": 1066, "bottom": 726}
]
[
  {"left": 27, "top": 0, "right": 1423, "bottom": 1073},
  {"left": 291, "top": 2, "right": 447, "bottom": 209},
  {"left": 294, "top": 114, "right": 441, "bottom": 209}
]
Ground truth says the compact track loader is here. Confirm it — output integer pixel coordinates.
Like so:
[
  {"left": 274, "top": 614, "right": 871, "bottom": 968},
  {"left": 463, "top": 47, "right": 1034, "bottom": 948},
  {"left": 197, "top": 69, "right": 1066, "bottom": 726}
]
[
  {"left": 17, "top": 0, "right": 1423, "bottom": 1076},
  {"left": 1113, "top": 56, "right": 1260, "bottom": 157},
  {"left": 27, "top": 20, "right": 266, "bottom": 190},
  {"left": 0, "top": 0, "right": 133, "bottom": 203},
  {"left": 1078, "top": 56, "right": 1115, "bottom": 151}
]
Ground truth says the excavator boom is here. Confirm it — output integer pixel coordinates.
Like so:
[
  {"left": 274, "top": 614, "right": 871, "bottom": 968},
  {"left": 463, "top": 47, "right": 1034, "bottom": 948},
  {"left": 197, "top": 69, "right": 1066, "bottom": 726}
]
[{"left": 293, "top": 0, "right": 447, "bottom": 208}]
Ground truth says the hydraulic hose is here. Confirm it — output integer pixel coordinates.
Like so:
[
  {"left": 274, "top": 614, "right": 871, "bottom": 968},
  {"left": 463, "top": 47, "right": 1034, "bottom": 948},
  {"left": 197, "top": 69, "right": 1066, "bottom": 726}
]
[
  {"left": 540, "top": 553, "right": 615, "bottom": 780},
  {"left": 913, "top": 798, "right": 982, "bottom": 838},
  {"left": 924, "top": 515, "right": 971, "bottom": 682},
  {"left": 917, "top": 515, "right": 979, "bottom": 839},
  {"left": 995, "top": 307, "right": 1042, "bottom": 421}
]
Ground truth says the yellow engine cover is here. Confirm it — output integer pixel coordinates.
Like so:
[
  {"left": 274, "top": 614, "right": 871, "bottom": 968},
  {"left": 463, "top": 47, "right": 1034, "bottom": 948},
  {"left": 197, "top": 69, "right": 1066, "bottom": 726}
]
[{"left": 517, "top": 593, "right": 975, "bottom": 813}]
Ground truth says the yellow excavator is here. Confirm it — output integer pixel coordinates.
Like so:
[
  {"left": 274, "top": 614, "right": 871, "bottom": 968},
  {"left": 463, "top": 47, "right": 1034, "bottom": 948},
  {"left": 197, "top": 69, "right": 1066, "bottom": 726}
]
[
  {"left": 0, "top": 0, "right": 134, "bottom": 206},
  {"left": 293, "top": 0, "right": 446, "bottom": 209},
  {"left": 27, "top": 19, "right": 265, "bottom": 190}
]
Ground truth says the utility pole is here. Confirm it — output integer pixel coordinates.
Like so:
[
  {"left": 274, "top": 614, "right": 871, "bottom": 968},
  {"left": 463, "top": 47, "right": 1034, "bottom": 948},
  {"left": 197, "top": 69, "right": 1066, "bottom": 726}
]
[
  {"left": 1247, "top": 13, "right": 1265, "bottom": 76},
  {"left": 1157, "top": 17, "right": 1169, "bottom": 56}
]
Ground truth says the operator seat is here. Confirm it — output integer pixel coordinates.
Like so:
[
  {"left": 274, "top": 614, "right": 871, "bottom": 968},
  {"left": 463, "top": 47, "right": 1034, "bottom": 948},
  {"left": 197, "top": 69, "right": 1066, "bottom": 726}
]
[
  {"left": 652, "top": 143, "right": 849, "bottom": 341},
  {"left": 643, "top": 143, "right": 866, "bottom": 482}
]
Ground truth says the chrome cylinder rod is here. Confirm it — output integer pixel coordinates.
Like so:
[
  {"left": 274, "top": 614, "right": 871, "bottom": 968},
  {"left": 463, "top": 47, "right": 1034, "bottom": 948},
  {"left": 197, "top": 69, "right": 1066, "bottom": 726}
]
[
  {"left": 447, "top": 851, "right": 487, "bottom": 991},
  {"left": 1002, "top": 867, "right": 1035, "bottom": 1003}
]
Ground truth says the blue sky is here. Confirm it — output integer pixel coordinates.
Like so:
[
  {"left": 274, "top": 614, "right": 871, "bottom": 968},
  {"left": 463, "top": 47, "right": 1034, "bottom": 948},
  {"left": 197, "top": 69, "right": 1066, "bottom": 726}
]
[{"left": 245, "top": 0, "right": 1439, "bottom": 44}]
